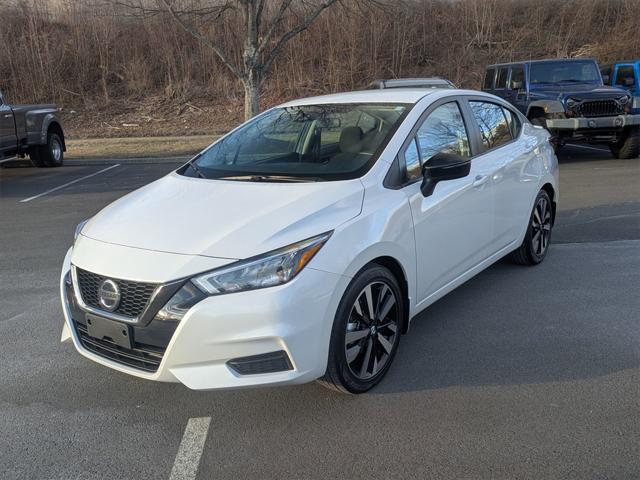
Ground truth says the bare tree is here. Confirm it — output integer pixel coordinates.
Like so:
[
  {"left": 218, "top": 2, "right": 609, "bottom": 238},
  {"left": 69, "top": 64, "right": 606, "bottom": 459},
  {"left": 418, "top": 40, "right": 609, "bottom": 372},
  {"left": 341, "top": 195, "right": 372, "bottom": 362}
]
[{"left": 117, "top": 0, "right": 341, "bottom": 119}]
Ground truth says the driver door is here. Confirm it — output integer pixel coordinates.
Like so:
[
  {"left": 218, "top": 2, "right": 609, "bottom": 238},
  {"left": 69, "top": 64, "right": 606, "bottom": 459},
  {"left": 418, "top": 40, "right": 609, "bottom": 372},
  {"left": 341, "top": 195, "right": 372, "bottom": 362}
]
[{"left": 401, "top": 99, "right": 496, "bottom": 306}]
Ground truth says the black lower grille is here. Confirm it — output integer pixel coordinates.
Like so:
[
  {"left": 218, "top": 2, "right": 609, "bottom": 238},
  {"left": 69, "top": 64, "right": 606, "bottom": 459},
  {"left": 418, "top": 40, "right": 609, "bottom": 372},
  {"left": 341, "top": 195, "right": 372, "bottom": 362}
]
[
  {"left": 575, "top": 99, "right": 622, "bottom": 117},
  {"left": 227, "top": 351, "right": 293, "bottom": 375},
  {"left": 75, "top": 322, "right": 164, "bottom": 372},
  {"left": 76, "top": 268, "right": 157, "bottom": 318}
]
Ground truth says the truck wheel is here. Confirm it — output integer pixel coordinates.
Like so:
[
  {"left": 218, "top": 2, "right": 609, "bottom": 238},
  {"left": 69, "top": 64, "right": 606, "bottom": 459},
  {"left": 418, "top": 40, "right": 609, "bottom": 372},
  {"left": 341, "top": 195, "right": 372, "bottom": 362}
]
[
  {"left": 29, "top": 132, "right": 64, "bottom": 167},
  {"left": 610, "top": 127, "right": 640, "bottom": 159}
]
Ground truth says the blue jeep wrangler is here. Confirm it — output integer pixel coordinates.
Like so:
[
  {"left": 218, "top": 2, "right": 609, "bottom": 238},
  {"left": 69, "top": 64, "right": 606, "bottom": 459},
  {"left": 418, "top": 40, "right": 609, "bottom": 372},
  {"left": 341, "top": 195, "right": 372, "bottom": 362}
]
[
  {"left": 601, "top": 59, "right": 640, "bottom": 97},
  {"left": 483, "top": 58, "right": 640, "bottom": 158}
]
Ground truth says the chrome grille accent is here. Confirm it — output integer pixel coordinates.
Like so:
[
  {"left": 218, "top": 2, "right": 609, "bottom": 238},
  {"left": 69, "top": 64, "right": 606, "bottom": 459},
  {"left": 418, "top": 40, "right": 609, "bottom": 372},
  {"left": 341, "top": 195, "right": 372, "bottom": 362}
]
[
  {"left": 76, "top": 268, "right": 157, "bottom": 318},
  {"left": 574, "top": 99, "right": 622, "bottom": 117}
]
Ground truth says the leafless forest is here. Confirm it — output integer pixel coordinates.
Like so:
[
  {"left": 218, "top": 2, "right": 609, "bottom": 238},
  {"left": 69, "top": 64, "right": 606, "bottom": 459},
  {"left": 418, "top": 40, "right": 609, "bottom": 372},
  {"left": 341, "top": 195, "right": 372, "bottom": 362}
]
[{"left": 1, "top": 0, "right": 638, "bottom": 137}]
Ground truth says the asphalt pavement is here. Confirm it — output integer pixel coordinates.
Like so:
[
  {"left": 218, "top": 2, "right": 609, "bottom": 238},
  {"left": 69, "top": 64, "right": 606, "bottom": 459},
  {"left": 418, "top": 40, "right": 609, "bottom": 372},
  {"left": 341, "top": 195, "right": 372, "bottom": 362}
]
[{"left": 0, "top": 144, "right": 638, "bottom": 479}]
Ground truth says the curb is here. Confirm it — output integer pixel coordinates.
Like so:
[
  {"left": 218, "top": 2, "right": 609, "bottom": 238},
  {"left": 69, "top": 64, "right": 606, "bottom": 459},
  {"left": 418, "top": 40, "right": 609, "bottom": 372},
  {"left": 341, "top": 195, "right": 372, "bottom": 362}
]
[{"left": 65, "top": 155, "right": 191, "bottom": 166}]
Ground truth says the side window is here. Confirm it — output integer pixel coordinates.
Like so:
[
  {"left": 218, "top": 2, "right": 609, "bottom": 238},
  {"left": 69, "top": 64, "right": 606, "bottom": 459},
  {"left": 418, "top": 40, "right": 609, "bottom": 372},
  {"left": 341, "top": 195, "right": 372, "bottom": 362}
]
[
  {"left": 502, "top": 107, "right": 522, "bottom": 139},
  {"left": 403, "top": 138, "right": 421, "bottom": 181},
  {"left": 483, "top": 68, "right": 495, "bottom": 89},
  {"left": 402, "top": 102, "right": 470, "bottom": 182},
  {"left": 615, "top": 66, "right": 635, "bottom": 86},
  {"left": 495, "top": 67, "right": 509, "bottom": 89},
  {"left": 509, "top": 66, "right": 525, "bottom": 89},
  {"left": 416, "top": 102, "right": 470, "bottom": 163},
  {"left": 469, "top": 101, "right": 512, "bottom": 150}
]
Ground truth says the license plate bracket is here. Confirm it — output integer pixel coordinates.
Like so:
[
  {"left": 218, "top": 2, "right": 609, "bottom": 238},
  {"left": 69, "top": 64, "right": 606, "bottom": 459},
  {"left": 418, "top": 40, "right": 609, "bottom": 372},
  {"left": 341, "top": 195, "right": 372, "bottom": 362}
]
[{"left": 86, "top": 313, "right": 132, "bottom": 349}]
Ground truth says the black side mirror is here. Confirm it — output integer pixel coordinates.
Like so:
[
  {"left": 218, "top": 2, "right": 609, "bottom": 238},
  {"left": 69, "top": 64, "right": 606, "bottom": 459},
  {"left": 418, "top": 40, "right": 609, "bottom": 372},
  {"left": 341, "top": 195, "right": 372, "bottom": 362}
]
[
  {"left": 511, "top": 81, "right": 523, "bottom": 90},
  {"left": 623, "top": 77, "right": 635, "bottom": 87},
  {"left": 602, "top": 74, "right": 610, "bottom": 84},
  {"left": 421, "top": 152, "right": 471, "bottom": 197}
]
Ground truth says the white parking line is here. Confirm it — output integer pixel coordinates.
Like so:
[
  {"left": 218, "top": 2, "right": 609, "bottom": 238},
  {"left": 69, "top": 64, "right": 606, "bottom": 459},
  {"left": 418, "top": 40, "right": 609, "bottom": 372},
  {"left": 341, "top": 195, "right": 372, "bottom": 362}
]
[
  {"left": 566, "top": 144, "right": 609, "bottom": 153},
  {"left": 19, "top": 164, "right": 121, "bottom": 203},
  {"left": 169, "top": 417, "right": 211, "bottom": 480}
]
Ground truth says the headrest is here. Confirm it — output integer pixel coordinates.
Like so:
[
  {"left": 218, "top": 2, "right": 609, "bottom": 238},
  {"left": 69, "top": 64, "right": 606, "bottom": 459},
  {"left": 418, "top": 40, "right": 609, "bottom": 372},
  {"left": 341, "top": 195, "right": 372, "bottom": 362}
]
[{"left": 339, "top": 126, "right": 363, "bottom": 154}]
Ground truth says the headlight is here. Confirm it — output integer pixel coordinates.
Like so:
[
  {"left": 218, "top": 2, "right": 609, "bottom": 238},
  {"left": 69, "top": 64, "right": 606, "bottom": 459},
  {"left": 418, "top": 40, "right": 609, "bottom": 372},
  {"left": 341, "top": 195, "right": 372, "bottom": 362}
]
[
  {"left": 73, "top": 219, "right": 89, "bottom": 242},
  {"left": 566, "top": 98, "right": 578, "bottom": 108},
  {"left": 154, "top": 282, "right": 205, "bottom": 322},
  {"left": 192, "top": 231, "right": 332, "bottom": 295},
  {"left": 618, "top": 95, "right": 630, "bottom": 105}
]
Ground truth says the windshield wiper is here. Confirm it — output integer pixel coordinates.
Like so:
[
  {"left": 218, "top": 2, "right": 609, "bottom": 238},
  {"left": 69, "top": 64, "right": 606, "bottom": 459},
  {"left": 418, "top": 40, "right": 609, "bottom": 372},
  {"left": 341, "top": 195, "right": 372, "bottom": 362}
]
[
  {"left": 186, "top": 156, "right": 207, "bottom": 179},
  {"left": 217, "top": 175, "right": 320, "bottom": 183}
]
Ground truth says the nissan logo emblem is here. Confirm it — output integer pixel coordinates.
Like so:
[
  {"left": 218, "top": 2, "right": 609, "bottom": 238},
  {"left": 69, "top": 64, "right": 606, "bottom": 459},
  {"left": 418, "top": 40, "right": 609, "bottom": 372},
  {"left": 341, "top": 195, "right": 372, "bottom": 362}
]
[{"left": 98, "top": 279, "right": 121, "bottom": 312}]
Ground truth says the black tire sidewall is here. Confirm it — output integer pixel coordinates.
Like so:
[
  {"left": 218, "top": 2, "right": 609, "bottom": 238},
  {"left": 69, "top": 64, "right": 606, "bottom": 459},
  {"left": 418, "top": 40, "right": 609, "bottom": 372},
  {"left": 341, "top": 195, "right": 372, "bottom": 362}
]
[
  {"left": 44, "top": 133, "right": 63, "bottom": 167},
  {"left": 327, "top": 265, "right": 404, "bottom": 393},
  {"left": 524, "top": 190, "right": 552, "bottom": 264}
]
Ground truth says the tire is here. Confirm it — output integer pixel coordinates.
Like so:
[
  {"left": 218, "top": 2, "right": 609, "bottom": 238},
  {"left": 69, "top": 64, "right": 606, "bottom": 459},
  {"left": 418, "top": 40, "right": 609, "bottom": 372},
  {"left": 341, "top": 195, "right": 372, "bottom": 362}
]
[
  {"left": 29, "top": 132, "right": 64, "bottom": 168},
  {"left": 29, "top": 148, "right": 45, "bottom": 167},
  {"left": 318, "top": 265, "right": 404, "bottom": 394},
  {"left": 511, "top": 190, "right": 553, "bottom": 266},
  {"left": 610, "top": 127, "right": 640, "bottom": 159}
]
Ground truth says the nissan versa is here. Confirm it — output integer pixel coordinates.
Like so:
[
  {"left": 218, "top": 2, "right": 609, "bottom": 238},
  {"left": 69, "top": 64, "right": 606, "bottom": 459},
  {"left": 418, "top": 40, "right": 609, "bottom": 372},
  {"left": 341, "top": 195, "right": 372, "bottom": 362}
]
[{"left": 60, "top": 89, "right": 558, "bottom": 393}]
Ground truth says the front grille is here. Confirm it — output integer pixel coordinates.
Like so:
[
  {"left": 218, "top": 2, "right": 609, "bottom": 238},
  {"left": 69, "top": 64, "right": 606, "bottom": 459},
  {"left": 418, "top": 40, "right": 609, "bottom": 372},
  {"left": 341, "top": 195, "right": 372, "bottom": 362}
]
[
  {"left": 575, "top": 99, "right": 622, "bottom": 117},
  {"left": 75, "top": 322, "right": 164, "bottom": 372},
  {"left": 76, "top": 268, "right": 157, "bottom": 318}
]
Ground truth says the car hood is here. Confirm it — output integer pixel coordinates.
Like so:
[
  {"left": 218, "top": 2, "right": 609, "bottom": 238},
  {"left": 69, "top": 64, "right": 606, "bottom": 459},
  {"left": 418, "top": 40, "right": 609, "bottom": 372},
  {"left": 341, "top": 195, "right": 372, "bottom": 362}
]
[
  {"left": 529, "top": 84, "right": 629, "bottom": 100},
  {"left": 81, "top": 172, "right": 364, "bottom": 259}
]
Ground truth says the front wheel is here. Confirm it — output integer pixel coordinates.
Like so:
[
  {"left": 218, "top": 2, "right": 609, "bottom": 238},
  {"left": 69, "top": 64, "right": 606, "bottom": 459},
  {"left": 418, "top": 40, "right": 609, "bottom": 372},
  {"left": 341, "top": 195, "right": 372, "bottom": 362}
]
[
  {"left": 610, "top": 127, "right": 640, "bottom": 159},
  {"left": 511, "top": 190, "right": 553, "bottom": 265},
  {"left": 318, "top": 265, "right": 403, "bottom": 394}
]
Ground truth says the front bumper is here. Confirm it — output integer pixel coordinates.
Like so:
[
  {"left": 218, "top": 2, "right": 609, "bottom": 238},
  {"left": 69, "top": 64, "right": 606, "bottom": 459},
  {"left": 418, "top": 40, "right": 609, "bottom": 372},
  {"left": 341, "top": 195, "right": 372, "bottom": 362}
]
[
  {"left": 545, "top": 113, "right": 640, "bottom": 130},
  {"left": 60, "top": 247, "right": 348, "bottom": 390}
]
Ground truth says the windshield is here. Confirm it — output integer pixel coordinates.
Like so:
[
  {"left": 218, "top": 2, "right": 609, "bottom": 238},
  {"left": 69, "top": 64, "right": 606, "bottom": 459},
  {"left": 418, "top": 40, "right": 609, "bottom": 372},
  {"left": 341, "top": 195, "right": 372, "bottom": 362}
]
[
  {"left": 530, "top": 61, "right": 601, "bottom": 85},
  {"left": 180, "top": 103, "right": 409, "bottom": 181}
]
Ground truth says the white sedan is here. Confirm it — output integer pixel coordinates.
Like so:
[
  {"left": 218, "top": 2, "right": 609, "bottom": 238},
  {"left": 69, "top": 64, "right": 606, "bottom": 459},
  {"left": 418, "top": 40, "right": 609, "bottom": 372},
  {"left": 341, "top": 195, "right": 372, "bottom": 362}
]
[{"left": 60, "top": 88, "right": 558, "bottom": 393}]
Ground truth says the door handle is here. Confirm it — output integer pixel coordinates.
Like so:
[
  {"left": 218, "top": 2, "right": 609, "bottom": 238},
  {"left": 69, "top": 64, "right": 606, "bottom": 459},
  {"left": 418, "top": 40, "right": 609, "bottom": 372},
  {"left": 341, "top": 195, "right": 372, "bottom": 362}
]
[
  {"left": 3, "top": 114, "right": 12, "bottom": 118},
  {"left": 472, "top": 174, "right": 490, "bottom": 188}
]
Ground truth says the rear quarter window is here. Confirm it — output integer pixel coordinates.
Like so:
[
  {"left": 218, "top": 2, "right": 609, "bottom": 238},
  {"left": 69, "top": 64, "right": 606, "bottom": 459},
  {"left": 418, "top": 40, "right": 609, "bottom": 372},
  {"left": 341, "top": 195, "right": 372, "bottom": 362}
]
[
  {"left": 495, "top": 67, "right": 509, "bottom": 89},
  {"left": 483, "top": 68, "right": 496, "bottom": 89}
]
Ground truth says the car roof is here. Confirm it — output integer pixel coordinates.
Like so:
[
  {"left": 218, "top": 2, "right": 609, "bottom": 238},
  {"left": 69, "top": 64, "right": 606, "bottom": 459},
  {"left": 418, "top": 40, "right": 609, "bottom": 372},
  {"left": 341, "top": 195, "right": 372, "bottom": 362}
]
[
  {"left": 487, "top": 58, "right": 598, "bottom": 68},
  {"left": 278, "top": 88, "right": 499, "bottom": 108},
  {"left": 279, "top": 89, "right": 438, "bottom": 106}
]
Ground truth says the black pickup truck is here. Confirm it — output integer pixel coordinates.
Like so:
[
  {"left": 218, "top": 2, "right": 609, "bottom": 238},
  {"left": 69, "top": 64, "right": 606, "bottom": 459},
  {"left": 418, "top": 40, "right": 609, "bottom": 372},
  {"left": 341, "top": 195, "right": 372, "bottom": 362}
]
[{"left": 0, "top": 90, "right": 66, "bottom": 167}]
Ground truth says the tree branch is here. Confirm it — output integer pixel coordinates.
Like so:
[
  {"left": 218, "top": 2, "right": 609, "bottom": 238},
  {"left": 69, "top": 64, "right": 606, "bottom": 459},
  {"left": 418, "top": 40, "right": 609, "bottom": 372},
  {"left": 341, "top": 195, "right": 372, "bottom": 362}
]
[
  {"left": 257, "top": 0, "right": 293, "bottom": 56},
  {"left": 262, "top": 0, "right": 338, "bottom": 74},
  {"left": 157, "top": 0, "right": 244, "bottom": 80}
]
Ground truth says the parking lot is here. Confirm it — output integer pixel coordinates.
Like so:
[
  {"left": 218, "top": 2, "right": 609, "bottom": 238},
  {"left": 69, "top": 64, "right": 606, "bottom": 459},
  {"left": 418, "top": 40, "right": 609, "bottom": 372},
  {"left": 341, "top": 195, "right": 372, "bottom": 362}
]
[{"left": 0, "top": 145, "right": 638, "bottom": 479}]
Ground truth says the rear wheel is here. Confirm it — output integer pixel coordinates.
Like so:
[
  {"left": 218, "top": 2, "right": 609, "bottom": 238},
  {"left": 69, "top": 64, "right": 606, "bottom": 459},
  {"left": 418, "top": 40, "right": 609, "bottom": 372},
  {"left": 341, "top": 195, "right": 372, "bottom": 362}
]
[
  {"left": 511, "top": 190, "right": 553, "bottom": 265},
  {"left": 318, "top": 265, "right": 403, "bottom": 394},
  {"left": 29, "top": 132, "right": 63, "bottom": 168},
  {"left": 610, "top": 127, "right": 640, "bottom": 159}
]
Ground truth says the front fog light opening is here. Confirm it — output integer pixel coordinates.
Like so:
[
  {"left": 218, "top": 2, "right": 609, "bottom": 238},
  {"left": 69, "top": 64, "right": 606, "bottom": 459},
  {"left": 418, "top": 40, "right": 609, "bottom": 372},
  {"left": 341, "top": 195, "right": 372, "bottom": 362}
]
[{"left": 227, "top": 350, "right": 294, "bottom": 375}]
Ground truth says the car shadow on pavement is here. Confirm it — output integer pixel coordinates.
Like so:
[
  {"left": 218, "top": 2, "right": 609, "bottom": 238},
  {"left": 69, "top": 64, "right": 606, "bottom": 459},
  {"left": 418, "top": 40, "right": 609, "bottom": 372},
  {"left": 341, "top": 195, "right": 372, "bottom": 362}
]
[{"left": 370, "top": 242, "right": 640, "bottom": 395}]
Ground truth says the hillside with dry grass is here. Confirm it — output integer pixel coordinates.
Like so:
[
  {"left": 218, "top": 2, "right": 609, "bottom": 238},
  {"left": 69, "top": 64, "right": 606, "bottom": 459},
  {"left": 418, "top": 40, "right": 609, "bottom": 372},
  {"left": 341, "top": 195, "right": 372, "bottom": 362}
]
[{"left": 1, "top": 0, "right": 638, "bottom": 139}]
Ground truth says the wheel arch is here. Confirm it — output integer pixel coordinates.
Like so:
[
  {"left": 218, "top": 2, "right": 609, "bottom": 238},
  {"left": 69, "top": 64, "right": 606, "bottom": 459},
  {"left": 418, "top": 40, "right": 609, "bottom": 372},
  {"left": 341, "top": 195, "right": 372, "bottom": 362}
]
[
  {"left": 47, "top": 121, "right": 66, "bottom": 151},
  {"left": 540, "top": 182, "right": 557, "bottom": 225}
]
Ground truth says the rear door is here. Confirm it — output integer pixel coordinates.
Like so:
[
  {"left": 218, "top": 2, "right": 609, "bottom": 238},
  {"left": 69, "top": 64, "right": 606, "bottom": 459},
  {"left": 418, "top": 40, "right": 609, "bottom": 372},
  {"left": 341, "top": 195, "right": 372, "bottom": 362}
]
[
  {"left": 0, "top": 96, "right": 16, "bottom": 152},
  {"left": 504, "top": 65, "right": 528, "bottom": 114},
  {"left": 464, "top": 98, "right": 540, "bottom": 248}
]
